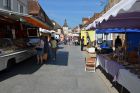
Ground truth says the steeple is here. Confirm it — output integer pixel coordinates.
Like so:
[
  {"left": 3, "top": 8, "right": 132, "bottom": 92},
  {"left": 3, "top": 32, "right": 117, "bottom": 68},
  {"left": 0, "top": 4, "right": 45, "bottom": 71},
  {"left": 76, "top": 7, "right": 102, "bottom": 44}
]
[{"left": 63, "top": 19, "right": 68, "bottom": 27}]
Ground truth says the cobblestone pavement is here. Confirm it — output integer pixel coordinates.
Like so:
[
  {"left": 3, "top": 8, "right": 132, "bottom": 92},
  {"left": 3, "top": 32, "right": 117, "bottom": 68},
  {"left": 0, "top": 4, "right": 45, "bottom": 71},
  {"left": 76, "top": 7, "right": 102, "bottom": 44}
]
[{"left": 0, "top": 45, "right": 111, "bottom": 93}]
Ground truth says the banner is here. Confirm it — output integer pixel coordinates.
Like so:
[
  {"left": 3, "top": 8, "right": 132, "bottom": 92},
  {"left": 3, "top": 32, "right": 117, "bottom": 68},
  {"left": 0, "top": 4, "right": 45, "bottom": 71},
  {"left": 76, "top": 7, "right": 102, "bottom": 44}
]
[{"left": 81, "top": 30, "right": 95, "bottom": 45}]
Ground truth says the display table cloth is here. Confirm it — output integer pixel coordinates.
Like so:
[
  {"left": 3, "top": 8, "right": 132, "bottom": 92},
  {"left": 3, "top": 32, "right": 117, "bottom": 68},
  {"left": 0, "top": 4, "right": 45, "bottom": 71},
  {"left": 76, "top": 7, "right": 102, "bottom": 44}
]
[
  {"left": 117, "top": 69, "right": 140, "bottom": 93},
  {"left": 96, "top": 54, "right": 106, "bottom": 69},
  {"left": 96, "top": 54, "right": 124, "bottom": 80}
]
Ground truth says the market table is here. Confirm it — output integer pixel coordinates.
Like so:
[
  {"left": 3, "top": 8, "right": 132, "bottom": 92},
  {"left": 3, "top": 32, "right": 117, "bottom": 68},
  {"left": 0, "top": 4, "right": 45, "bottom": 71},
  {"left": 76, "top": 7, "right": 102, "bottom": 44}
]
[
  {"left": 117, "top": 69, "right": 140, "bottom": 93},
  {"left": 96, "top": 54, "right": 106, "bottom": 69},
  {"left": 96, "top": 54, "right": 124, "bottom": 81}
]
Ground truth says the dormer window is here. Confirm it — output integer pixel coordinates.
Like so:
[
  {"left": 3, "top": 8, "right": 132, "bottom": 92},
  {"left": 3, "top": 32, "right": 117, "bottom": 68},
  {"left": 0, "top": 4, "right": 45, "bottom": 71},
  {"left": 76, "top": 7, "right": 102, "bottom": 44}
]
[{"left": 20, "top": 4, "right": 24, "bottom": 13}]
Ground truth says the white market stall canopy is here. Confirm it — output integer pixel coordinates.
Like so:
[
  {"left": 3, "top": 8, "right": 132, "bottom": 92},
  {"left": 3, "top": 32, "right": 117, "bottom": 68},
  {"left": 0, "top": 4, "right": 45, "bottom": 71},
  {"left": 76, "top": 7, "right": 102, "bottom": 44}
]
[
  {"left": 86, "top": 0, "right": 140, "bottom": 30},
  {"left": 97, "top": 0, "right": 139, "bottom": 23},
  {"left": 85, "top": 21, "right": 96, "bottom": 30}
]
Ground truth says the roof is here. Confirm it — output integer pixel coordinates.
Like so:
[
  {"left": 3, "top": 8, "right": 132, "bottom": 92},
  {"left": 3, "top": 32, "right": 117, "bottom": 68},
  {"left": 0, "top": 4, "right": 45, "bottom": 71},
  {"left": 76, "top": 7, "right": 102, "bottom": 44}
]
[
  {"left": 51, "top": 20, "right": 62, "bottom": 30},
  {"left": 82, "top": 18, "right": 89, "bottom": 21},
  {"left": 28, "top": 0, "right": 54, "bottom": 29},
  {"left": 28, "top": 0, "right": 40, "bottom": 14}
]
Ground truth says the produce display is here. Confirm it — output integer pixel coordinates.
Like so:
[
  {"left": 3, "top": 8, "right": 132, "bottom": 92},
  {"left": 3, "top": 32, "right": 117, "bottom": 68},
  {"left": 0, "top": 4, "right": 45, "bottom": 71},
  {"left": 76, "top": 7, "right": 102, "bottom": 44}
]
[
  {"left": 104, "top": 52, "right": 140, "bottom": 76},
  {"left": 0, "top": 38, "right": 32, "bottom": 55},
  {"left": 0, "top": 38, "right": 15, "bottom": 54}
]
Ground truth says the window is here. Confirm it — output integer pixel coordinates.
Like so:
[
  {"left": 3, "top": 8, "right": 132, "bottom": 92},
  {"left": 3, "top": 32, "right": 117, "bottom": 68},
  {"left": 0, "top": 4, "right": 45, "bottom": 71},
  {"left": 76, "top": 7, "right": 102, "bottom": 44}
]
[
  {"left": 3, "top": 0, "right": 11, "bottom": 10},
  {"left": 18, "top": 3, "right": 24, "bottom": 13},
  {"left": 20, "top": 4, "right": 23, "bottom": 13}
]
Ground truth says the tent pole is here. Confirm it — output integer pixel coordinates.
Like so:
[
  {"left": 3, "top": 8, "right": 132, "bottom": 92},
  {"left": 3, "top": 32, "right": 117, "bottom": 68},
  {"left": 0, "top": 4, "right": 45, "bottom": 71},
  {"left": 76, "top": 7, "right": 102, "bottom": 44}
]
[{"left": 124, "top": 28, "right": 127, "bottom": 61}]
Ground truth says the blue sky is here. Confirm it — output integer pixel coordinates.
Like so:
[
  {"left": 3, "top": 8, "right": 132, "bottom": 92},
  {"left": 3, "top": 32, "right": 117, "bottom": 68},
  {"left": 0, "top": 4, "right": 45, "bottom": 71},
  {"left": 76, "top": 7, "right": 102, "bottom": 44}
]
[{"left": 39, "top": 0, "right": 108, "bottom": 28}]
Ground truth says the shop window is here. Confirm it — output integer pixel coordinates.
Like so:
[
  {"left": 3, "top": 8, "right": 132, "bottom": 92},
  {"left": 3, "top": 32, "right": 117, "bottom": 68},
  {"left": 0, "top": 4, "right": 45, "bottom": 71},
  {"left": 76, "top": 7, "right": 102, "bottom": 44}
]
[{"left": 20, "top": 5, "right": 24, "bottom": 13}]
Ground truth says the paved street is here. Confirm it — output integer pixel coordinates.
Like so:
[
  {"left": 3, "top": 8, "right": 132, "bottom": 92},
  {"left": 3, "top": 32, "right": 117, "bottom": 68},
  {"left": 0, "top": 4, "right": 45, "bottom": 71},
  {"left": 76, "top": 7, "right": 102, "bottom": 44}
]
[{"left": 0, "top": 45, "right": 111, "bottom": 93}]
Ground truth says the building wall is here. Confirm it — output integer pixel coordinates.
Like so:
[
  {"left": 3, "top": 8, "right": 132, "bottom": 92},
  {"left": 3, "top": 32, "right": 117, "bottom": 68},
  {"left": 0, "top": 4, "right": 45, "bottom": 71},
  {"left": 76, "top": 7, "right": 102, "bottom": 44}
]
[
  {"left": 63, "top": 27, "right": 68, "bottom": 35},
  {"left": 0, "top": 0, "right": 28, "bottom": 14},
  {"left": 57, "top": 29, "right": 62, "bottom": 34}
]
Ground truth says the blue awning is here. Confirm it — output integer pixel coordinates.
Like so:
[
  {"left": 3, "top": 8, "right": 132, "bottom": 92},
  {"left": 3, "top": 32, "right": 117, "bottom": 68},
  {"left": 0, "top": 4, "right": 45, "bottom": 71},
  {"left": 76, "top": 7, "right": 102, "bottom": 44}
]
[{"left": 96, "top": 28, "right": 140, "bottom": 34}]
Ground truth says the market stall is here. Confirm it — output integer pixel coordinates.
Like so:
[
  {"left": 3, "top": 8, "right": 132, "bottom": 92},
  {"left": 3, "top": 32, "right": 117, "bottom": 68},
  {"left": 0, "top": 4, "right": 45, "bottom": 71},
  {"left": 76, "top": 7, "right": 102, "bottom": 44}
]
[
  {"left": 92, "top": 0, "right": 140, "bottom": 93},
  {"left": 0, "top": 8, "right": 52, "bottom": 71}
]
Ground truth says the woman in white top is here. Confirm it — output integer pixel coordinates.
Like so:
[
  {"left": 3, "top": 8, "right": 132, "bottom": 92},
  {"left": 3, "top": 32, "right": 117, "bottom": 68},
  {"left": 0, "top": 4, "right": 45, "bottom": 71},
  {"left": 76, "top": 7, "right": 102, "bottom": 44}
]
[{"left": 36, "top": 37, "right": 44, "bottom": 64}]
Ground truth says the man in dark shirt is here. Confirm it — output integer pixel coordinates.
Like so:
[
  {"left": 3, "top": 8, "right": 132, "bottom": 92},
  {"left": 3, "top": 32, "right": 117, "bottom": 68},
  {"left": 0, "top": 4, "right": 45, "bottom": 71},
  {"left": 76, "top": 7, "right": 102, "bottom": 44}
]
[{"left": 115, "top": 36, "right": 122, "bottom": 49}]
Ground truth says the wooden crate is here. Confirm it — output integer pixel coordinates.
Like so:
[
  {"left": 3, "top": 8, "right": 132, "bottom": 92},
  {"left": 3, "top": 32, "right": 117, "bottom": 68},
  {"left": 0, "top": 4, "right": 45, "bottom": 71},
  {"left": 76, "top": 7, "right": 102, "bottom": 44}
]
[{"left": 85, "top": 57, "right": 96, "bottom": 72}]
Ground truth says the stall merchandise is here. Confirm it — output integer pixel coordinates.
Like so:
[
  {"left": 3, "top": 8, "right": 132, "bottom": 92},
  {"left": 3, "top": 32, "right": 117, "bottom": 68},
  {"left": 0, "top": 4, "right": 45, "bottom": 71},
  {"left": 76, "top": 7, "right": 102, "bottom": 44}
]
[{"left": 96, "top": 54, "right": 140, "bottom": 93}]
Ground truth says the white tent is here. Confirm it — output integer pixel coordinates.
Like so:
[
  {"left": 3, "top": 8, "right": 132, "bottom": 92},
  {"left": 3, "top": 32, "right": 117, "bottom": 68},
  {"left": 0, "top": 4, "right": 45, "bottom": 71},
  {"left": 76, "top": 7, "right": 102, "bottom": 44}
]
[
  {"left": 86, "top": 0, "right": 140, "bottom": 29},
  {"left": 97, "top": 0, "right": 138, "bottom": 23}
]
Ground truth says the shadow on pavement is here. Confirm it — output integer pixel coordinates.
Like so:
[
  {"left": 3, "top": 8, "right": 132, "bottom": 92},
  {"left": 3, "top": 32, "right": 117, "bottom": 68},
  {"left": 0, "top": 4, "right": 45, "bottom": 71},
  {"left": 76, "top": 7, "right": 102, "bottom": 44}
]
[
  {"left": 0, "top": 56, "right": 42, "bottom": 82},
  {"left": 57, "top": 46, "right": 64, "bottom": 49},
  {"left": 46, "top": 51, "right": 69, "bottom": 66}
]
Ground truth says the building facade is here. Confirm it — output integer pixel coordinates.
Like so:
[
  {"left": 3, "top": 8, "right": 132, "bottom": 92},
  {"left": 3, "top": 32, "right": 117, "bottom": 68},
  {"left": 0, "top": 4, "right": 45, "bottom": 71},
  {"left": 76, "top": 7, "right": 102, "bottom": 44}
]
[
  {"left": 0, "top": 0, "right": 29, "bottom": 39},
  {"left": 0, "top": 0, "right": 28, "bottom": 14},
  {"left": 28, "top": 0, "right": 53, "bottom": 28}
]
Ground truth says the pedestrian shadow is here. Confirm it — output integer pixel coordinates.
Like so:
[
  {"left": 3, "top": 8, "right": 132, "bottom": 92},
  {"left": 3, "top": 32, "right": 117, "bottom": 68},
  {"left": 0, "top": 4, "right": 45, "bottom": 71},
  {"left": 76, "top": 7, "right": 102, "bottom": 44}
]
[
  {"left": 0, "top": 56, "right": 42, "bottom": 82},
  {"left": 46, "top": 51, "right": 69, "bottom": 66}
]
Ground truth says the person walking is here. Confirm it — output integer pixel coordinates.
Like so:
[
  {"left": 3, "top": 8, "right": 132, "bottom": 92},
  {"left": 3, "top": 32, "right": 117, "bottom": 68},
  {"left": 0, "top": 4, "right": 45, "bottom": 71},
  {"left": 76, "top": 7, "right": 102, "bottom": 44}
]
[
  {"left": 81, "top": 36, "right": 84, "bottom": 51},
  {"left": 43, "top": 36, "right": 49, "bottom": 62},
  {"left": 50, "top": 37, "right": 57, "bottom": 61},
  {"left": 35, "top": 36, "right": 44, "bottom": 64}
]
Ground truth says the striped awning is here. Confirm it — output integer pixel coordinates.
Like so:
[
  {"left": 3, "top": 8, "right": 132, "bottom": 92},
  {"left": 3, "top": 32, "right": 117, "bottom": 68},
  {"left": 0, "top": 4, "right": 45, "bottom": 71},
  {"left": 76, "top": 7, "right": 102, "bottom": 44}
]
[
  {"left": 0, "top": 8, "right": 53, "bottom": 30},
  {"left": 23, "top": 16, "right": 52, "bottom": 30}
]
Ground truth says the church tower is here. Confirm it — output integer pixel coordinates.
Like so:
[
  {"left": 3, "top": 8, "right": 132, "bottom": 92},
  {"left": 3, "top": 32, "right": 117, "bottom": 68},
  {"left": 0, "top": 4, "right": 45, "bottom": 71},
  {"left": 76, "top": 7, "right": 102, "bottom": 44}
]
[{"left": 63, "top": 19, "right": 69, "bottom": 35}]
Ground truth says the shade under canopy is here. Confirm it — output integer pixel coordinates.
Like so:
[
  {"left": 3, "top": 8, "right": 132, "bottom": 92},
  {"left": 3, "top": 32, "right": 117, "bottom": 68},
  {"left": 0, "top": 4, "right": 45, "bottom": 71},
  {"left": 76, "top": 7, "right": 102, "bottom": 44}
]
[{"left": 96, "top": 12, "right": 140, "bottom": 29}]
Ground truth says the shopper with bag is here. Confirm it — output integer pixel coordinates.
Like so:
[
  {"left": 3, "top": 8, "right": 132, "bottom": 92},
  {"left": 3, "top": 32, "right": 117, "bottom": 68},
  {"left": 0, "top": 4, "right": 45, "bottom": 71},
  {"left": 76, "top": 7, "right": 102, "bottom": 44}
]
[
  {"left": 50, "top": 37, "right": 57, "bottom": 61},
  {"left": 35, "top": 36, "right": 44, "bottom": 64}
]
